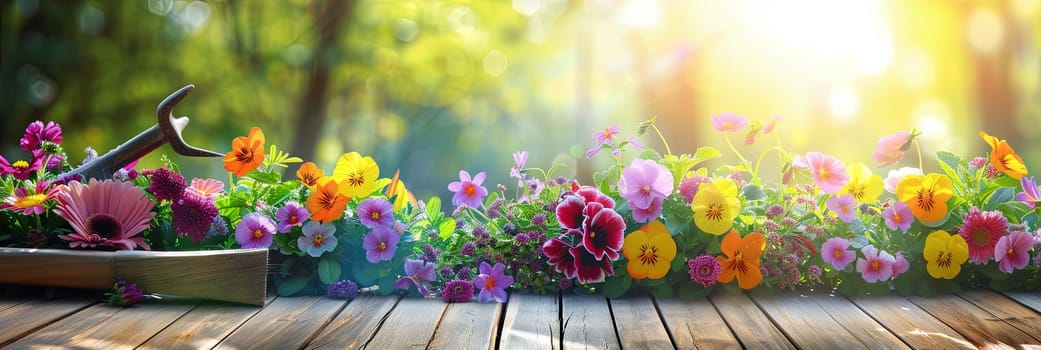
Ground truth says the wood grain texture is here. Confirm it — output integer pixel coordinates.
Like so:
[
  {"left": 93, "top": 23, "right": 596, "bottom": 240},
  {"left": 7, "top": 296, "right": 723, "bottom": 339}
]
[
  {"left": 710, "top": 291, "right": 795, "bottom": 350},
  {"left": 958, "top": 290, "right": 1041, "bottom": 343},
  {"left": 809, "top": 294, "right": 909, "bottom": 349},
  {"left": 5, "top": 300, "right": 196, "bottom": 349},
  {"left": 851, "top": 295, "right": 975, "bottom": 350},
  {"left": 561, "top": 293, "right": 618, "bottom": 350},
  {"left": 753, "top": 294, "right": 869, "bottom": 350},
  {"left": 214, "top": 296, "right": 347, "bottom": 350},
  {"left": 1003, "top": 291, "right": 1041, "bottom": 314},
  {"left": 365, "top": 295, "right": 448, "bottom": 349},
  {"left": 0, "top": 297, "right": 96, "bottom": 347},
  {"left": 137, "top": 297, "right": 274, "bottom": 350},
  {"left": 655, "top": 297, "right": 740, "bottom": 350},
  {"left": 0, "top": 297, "right": 29, "bottom": 313},
  {"left": 500, "top": 292, "right": 560, "bottom": 350},
  {"left": 910, "top": 294, "right": 1039, "bottom": 348},
  {"left": 305, "top": 294, "right": 401, "bottom": 349},
  {"left": 428, "top": 300, "right": 503, "bottom": 350},
  {"left": 609, "top": 295, "right": 673, "bottom": 350}
]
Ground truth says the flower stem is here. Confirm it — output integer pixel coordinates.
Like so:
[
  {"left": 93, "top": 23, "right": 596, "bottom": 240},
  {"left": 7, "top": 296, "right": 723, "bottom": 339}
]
[
  {"left": 723, "top": 132, "right": 749, "bottom": 167},
  {"left": 914, "top": 139, "right": 924, "bottom": 171},
  {"left": 651, "top": 124, "right": 673, "bottom": 157}
]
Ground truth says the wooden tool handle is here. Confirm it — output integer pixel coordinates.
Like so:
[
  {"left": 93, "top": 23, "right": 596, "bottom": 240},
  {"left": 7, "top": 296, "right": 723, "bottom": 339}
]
[{"left": 0, "top": 247, "right": 116, "bottom": 289}]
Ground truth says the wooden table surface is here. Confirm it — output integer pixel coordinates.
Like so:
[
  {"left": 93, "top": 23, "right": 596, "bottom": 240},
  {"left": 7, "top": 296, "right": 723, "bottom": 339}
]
[{"left": 1, "top": 288, "right": 1039, "bottom": 349}]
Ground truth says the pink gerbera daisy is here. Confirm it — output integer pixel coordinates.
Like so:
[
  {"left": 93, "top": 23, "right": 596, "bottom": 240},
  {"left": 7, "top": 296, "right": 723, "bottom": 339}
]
[
  {"left": 54, "top": 179, "right": 155, "bottom": 250},
  {"left": 959, "top": 207, "right": 1008, "bottom": 264}
]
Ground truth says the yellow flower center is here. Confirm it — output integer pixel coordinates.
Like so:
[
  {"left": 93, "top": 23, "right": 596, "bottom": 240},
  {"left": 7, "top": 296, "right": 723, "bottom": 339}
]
[
  {"left": 916, "top": 188, "right": 935, "bottom": 212},
  {"left": 12, "top": 160, "right": 29, "bottom": 169},
  {"left": 833, "top": 249, "right": 843, "bottom": 259},
  {"left": 892, "top": 213, "right": 902, "bottom": 223},
  {"left": 253, "top": 229, "right": 264, "bottom": 239},
  {"left": 642, "top": 185, "right": 652, "bottom": 195},
  {"left": 639, "top": 244, "right": 659, "bottom": 266},
  {"left": 870, "top": 261, "right": 880, "bottom": 271},
  {"left": 348, "top": 172, "right": 365, "bottom": 187},
  {"left": 851, "top": 185, "right": 865, "bottom": 201},
  {"left": 1008, "top": 248, "right": 1015, "bottom": 258},
  {"left": 371, "top": 211, "right": 380, "bottom": 221},
  {"left": 464, "top": 183, "right": 476, "bottom": 197},
  {"left": 379, "top": 241, "right": 387, "bottom": 251},
  {"left": 819, "top": 168, "right": 830, "bottom": 180},
  {"left": 312, "top": 234, "right": 324, "bottom": 247},
  {"left": 289, "top": 214, "right": 298, "bottom": 224},
  {"left": 14, "top": 194, "right": 47, "bottom": 208},
  {"left": 723, "top": 122, "right": 734, "bottom": 130},
  {"left": 705, "top": 203, "right": 725, "bottom": 221},
  {"left": 936, "top": 251, "right": 953, "bottom": 269},
  {"left": 603, "top": 128, "right": 616, "bottom": 138}
]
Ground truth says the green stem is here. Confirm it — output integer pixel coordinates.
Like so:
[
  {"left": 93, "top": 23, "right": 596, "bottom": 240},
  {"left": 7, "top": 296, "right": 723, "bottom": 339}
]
[
  {"left": 723, "top": 132, "right": 749, "bottom": 167},
  {"left": 651, "top": 124, "right": 673, "bottom": 157},
  {"left": 753, "top": 146, "right": 785, "bottom": 184},
  {"left": 913, "top": 139, "right": 924, "bottom": 171}
]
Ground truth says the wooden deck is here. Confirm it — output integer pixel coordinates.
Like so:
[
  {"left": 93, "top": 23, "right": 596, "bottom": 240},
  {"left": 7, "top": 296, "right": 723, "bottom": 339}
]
[{"left": 1, "top": 289, "right": 1040, "bottom": 349}]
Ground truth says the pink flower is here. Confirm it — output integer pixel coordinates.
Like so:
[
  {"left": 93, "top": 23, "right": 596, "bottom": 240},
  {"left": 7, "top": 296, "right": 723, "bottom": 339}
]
[
  {"left": 873, "top": 131, "right": 909, "bottom": 167},
  {"left": 821, "top": 237, "right": 856, "bottom": 270},
  {"left": 1016, "top": 176, "right": 1041, "bottom": 209},
  {"left": 631, "top": 197, "right": 663, "bottom": 223},
  {"left": 762, "top": 116, "right": 781, "bottom": 134},
  {"left": 711, "top": 113, "right": 747, "bottom": 132},
  {"left": 187, "top": 178, "right": 225, "bottom": 198},
  {"left": 235, "top": 213, "right": 276, "bottom": 249},
  {"left": 448, "top": 170, "right": 488, "bottom": 209},
  {"left": 826, "top": 194, "right": 857, "bottom": 223},
  {"left": 275, "top": 201, "right": 309, "bottom": 233},
  {"left": 363, "top": 226, "right": 400, "bottom": 263},
  {"left": 297, "top": 221, "right": 338, "bottom": 257},
  {"left": 473, "top": 262, "right": 514, "bottom": 303},
  {"left": 357, "top": 197, "right": 394, "bottom": 228},
  {"left": 856, "top": 245, "right": 895, "bottom": 283},
  {"left": 543, "top": 238, "right": 578, "bottom": 279},
  {"left": 883, "top": 201, "right": 913, "bottom": 232},
  {"left": 891, "top": 253, "right": 910, "bottom": 278},
  {"left": 581, "top": 204, "right": 626, "bottom": 261},
  {"left": 678, "top": 176, "right": 711, "bottom": 204},
  {"left": 1, "top": 180, "right": 58, "bottom": 216},
  {"left": 803, "top": 152, "right": 849, "bottom": 194},
  {"left": 884, "top": 167, "right": 922, "bottom": 194},
  {"left": 54, "top": 179, "right": 155, "bottom": 250},
  {"left": 510, "top": 151, "right": 528, "bottom": 179},
  {"left": 995, "top": 231, "right": 1033, "bottom": 273},
  {"left": 586, "top": 125, "right": 621, "bottom": 158},
  {"left": 959, "top": 207, "right": 1008, "bottom": 264},
  {"left": 20, "top": 121, "right": 63, "bottom": 151},
  {"left": 571, "top": 245, "right": 615, "bottom": 284},
  {"left": 618, "top": 158, "right": 673, "bottom": 217}
]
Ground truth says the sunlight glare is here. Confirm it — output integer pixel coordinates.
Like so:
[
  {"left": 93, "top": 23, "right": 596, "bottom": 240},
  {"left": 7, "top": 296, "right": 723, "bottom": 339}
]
[
  {"left": 616, "top": 0, "right": 662, "bottom": 29},
  {"left": 828, "top": 84, "right": 859, "bottom": 121},
  {"left": 966, "top": 7, "right": 1005, "bottom": 54}
]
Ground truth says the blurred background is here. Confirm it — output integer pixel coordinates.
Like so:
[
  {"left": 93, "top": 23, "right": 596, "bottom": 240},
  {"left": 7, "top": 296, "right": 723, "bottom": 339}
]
[{"left": 2, "top": 0, "right": 1039, "bottom": 199}]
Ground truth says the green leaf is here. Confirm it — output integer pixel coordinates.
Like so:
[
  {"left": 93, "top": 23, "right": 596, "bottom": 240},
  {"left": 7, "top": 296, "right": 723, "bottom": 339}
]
[
  {"left": 648, "top": 282, "right": 673, "bottom": 299},
  {"left": 438, "top": 219, "right": 457, "bottom": 239},
  {"left": 639, "top": 149, "right": 662, "bottom": 161},
  {"left": 984, "top": 187, "right": 1014, "bottom": 211},
  {"left": 740, "top": 185, "right": 766, "bottom": 201},
  {"left": 936, "top": 151, "right": 967, "bottom": 174},
  {"left": 602, "top": 274, "right": 632, "bottom": 299},
  {"left": 425, "top": 196, "right": 442, "bottom": 222},
  {"left": 677, "top": 284, "right": 712, "bottom": 300},
  {"left": 318, "top": 257, "right": 342, "bottom": 284},
  {"left": 378, "top": 275, "right": 398, "bottom": 295},
  {"left": 277, "top": 277, "right": 310, "bottom": 296},
  {"left": 248, "top": 169, "right": 282, "bottom": 185}
]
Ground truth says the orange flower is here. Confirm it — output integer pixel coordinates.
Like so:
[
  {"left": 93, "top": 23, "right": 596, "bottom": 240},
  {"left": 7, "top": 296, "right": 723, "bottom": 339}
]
[
  {"left": 896, "top": 174, "right": 954, "bottom": 224},
  {"left": 979, "top": 131, "right": 1028, "bottom": 180},
  {"left": 223, "top": 127, "right": 265, "bottom": 177},
  {"left": 296, "top": 162, "right": 325, "bottom": 190},
  {"left": 716, "top": 230, "right": 765, "bottom": 289},
  {"left": 306, "top": 178, "right": 350, "bottom": 223}
]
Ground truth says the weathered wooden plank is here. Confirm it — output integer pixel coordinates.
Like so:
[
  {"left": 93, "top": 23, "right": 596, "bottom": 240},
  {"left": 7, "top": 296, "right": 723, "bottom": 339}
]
[
  {"left": 306, "top": 294, "right": 401, "bottom": 349},
  {"left": 609, "top": 295, "right": 673, "bottom": 350},
  {"left": 1003, "top": 291, "right": 1041, "bottom": 314},
  {"left": 655, "top": 297, "right": 740, "bottom": 350},
  {"left": 753, "top": 294, "right": 869, "bottom": 349},
  {"left": 809, "top": 294, "right": 910, "bottom": 349},
  {"left": 428, "top": 300, "right": 504, "bottom": 350},
  {"left": 0, "top": 297, "right": 29, "bottom": 313},
  {"left": 500, "top": 292, "right": 560, "bottom": 350},
  {"left": 851, "top": 295, "right": 975, "bottom": 350},
  {"left": 910, "top": 294, "right": 1039, "bottom": 348},
  {"left": 138, "top": 296, "right": 274, "bottom": 350},
  {"left": 5, "top": 300, "right": 195, "bottom": 349},
  {"left": 958, "top": 290, "right": 1041, "bottom": 343},
  {"left": 0, "top": 297, "right": 96, "bottom": 347},
  {"left": 710, "top": 291, "right": 794, "bottom": 350},
  {"left": 365, "top": 295, "right": 449, "bottom": 349},
  {"left": 214, "top": 296, "right": 347, "bottom": 350},
  {"left": 561, "top": 294, "right": 618, "bottom": 350}
]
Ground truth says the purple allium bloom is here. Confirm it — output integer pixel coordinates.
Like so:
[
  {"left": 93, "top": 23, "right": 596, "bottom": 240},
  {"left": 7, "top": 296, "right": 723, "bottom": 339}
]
[
  {"left": 147, "top": 167, "right": 187, "bottom": 201},
  {"left": 207, "top": 215, "right": 229, "bottom": 238},
  {"left": 1017, "top": 176, "right": 1041, "bottom": 209},
  {"left": 807, "top": 265, "right": 823, "bottom": 282},
  {"left": 275, "top": 201, "right": 309, "bottom": 233},
  {"left": 821, "top": 237, "right": 856, "bottom": 270},
  {"left": 357, "top": 197, "right": 394, "bottom": 228},
  {"left": 298, "top": 221, "right": 338, "bottom": 257},
  {"left": 826, "top": 194, "right": 857, "bottom": 223},
  {"left": 883, "top": 201, "right": 913, "bottom": 232},
  {"left": 995, "top": 231, "right": 1033, "bottom": 273},
  {"left": 327, "top": 280, "right": 359, "bottom": 300},
  {"left": 457, "top": 266, "right": 473, "bottom": 280},
  {"left": 765, "top": 204, "right": 785, "bottom": 219},
  {"left": 856, "top": 245, "right": 895, "bottom": 283},
  {"left": 780, "top": 217, "right": 797, "bottom": 227},
  {"left": 460, "top": 241, "right": 477, "bottom": 256},
  {"left": 510, "top": 150, "right": 528, "bottom": 179},
  {"left": 362, "top": 226, "right": 400, "bottom": 263},
  {"left": 618, "top": 158, "right": 674, "bottom": 211},
  {"left": 106, "top": 277, "right": 143, "bottom": 307},
  {"left": 486, "top": 198, "right": 506, "bottom": 219},
  {"left": 439, "top": 267, "right": 454, "bottom": 278},
  {"left": 442, "top": 280, "right": 475, "bottom": 302},
  {"left": 514, "top": 232, "right": 531, "bottom": 245},
  {"left": 448, "top": 170, "right": 488, "bottom": 209},
  {"left": 531, "top": 213, "right": 547, "bottom": 227},
  {"left": 235, "top": 213, "right": 276, "bottom": 249},
  {"left": 172, "top": 191, "right": 219, "bottom": 243},
  {"left": 20, "top": 121, "right": 63, "bottom": 151},
  {"left": 420, "top": 244, "right": 440, "bottom": 263},
  {"left": 688, "top": 254, "right": 721, "bottom": 287},
  {"left": 678, "top": 176, "right": 711, "bottom": 204},
  {"left": 473, "top": 262, "right": 513, "bottom": 303},
  {"left": 891, "top": 253, "right": 909, "bottom": 279},
  {"left": 394, "top": 259, "right": 436, "bottom": 295}
]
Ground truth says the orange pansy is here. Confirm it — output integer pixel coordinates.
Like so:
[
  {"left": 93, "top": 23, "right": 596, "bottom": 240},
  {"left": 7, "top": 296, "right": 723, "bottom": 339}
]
[
  {"left": 223, "top": 127, "right": 266, "bottom": 177},
  {"left": 296, "top": 162, "right": 325, "bottom": 190},
  {"left": 306, "top": 178, "right": 350, "bottom": 223},
  {"left": 979, "top": 131, "right": 1028, "bottom": 180},
  {"left": 716, "top": 230, "right": 765, "bottom": 289},
  {"left": 896, "top": 173, "right": 953, "bottom": 224}
]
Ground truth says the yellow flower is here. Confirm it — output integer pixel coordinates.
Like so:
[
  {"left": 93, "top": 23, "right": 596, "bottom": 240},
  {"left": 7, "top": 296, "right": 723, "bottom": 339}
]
[
  {"left": 384, "top": 169, "right": 417, "bottom": 212},
  {"left": 332, "top": 152, "right": 379, "bottom": 199},
  {"left": 923, "top": 230, "right": 968, "bottom": 279},
  {"left": 692, "top": 180, "right": 740, "bottom": 235},
  {"left": 896, "top": 173, "right": 953, "bottom": 224},
  {"left": 839, "top": 163, "right": 883, "bottom": 204},
  {"left": 979, "top": 131, "right": 1028, "bottom": 180},
  {"left": 622, "top": 220, "right": 677, "bottom": 280}
]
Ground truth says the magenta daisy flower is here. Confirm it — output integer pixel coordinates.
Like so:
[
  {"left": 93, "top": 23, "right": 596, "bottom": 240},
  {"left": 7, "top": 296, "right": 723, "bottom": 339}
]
[
  {"left": 172, "top": 191, "right": 219, "bottom": 243},
  {"left": 826, "top": 194, "right": 857, "bottom": 223},
  {"left": 357, "top": 197, "right": 394, "bottom": 228},
  {"left": 856, "top": 245, "right": 895, "bottom": 283},
  {"left": 442, "top": 280, "right": 474, "bottom": 302},
  {"left": 883, "top": 201, "right": 913, "bottom": 232},
  {"left": 20, "top": 121, "right": 63, "bottom": 151},
  {"left": 234, "top": 213, "right": 276, "bottom": 249},
  {"left": 821, "top": 237, "right": 856, "bottom": 270},
  {"left": 448, "top": 170, "right": 488, "bottom": 209},
  {"left": 542, "top": 238, "right": 578, "bottom": 279},
  {"left": 995, "top": 231, "right": 1032, "bottom": 273},
  {"left": 54, "top": 179, "right": 155, "bottom": 250},
  {"left": 363, "top": 226, "right": 400, "bottom": 263},
  {"left": 688, "top": 254, "right": 721, "bottom": 287},
  {"left": 618, "top": 158, "right": 674, "bottom": 215},
  {"left": 297, "top": 221, "right": 338, "bottom": 257},
  {"left": 711, "top": 113, "right": 747, "bottom": 132},
  {"left": 473, "top": 262, "right": 514, "bottom": 303},
  {"left": 959, "top": 207, "right": 1008, "bottom": 264},
  {"left": 275, "top": 201, "right": 309, "bottom": 233},
  {"left": 571, "top": 245, "right": 615, "bottom": 284},
  {"left": 1016, "top": 176, "right": 1041, "bottom": 209},
  {"left": 394, "top": 259, "right": 436, "bottom": 295},
  {"left": 1, "top": 180, "right": 58, "bottom": 216},
  {"left": 0, "top": 154, "right": 42, "bottom": 181},
  {"left": 147, "top": 167, "right": 187, "bottom": 201}
]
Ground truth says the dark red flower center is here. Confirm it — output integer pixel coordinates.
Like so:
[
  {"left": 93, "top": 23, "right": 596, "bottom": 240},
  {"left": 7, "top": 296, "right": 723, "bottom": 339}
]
[{"left": 86, "top": 213, "right": 123, "bottom": 239}]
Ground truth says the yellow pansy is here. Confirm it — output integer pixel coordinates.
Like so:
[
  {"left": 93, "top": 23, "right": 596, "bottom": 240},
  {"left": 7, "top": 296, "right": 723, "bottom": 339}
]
[
  {"left": 839, "top": 162, "right": 883, "bottom": 204},
  {"left": 923, "top": 230, "right": 968, "bottom": 279},
  {"left": 980, "top": 131, "right": 1028, "bottom": 180},
  {"left": 692, "top": 179, "right": 740, "bottom": 235},
  {"left": 622, "top": 220, "right": 677, "bottom": 280},
  {"left": 332, "top": 152, "right": 379, "bottom": 199}
]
